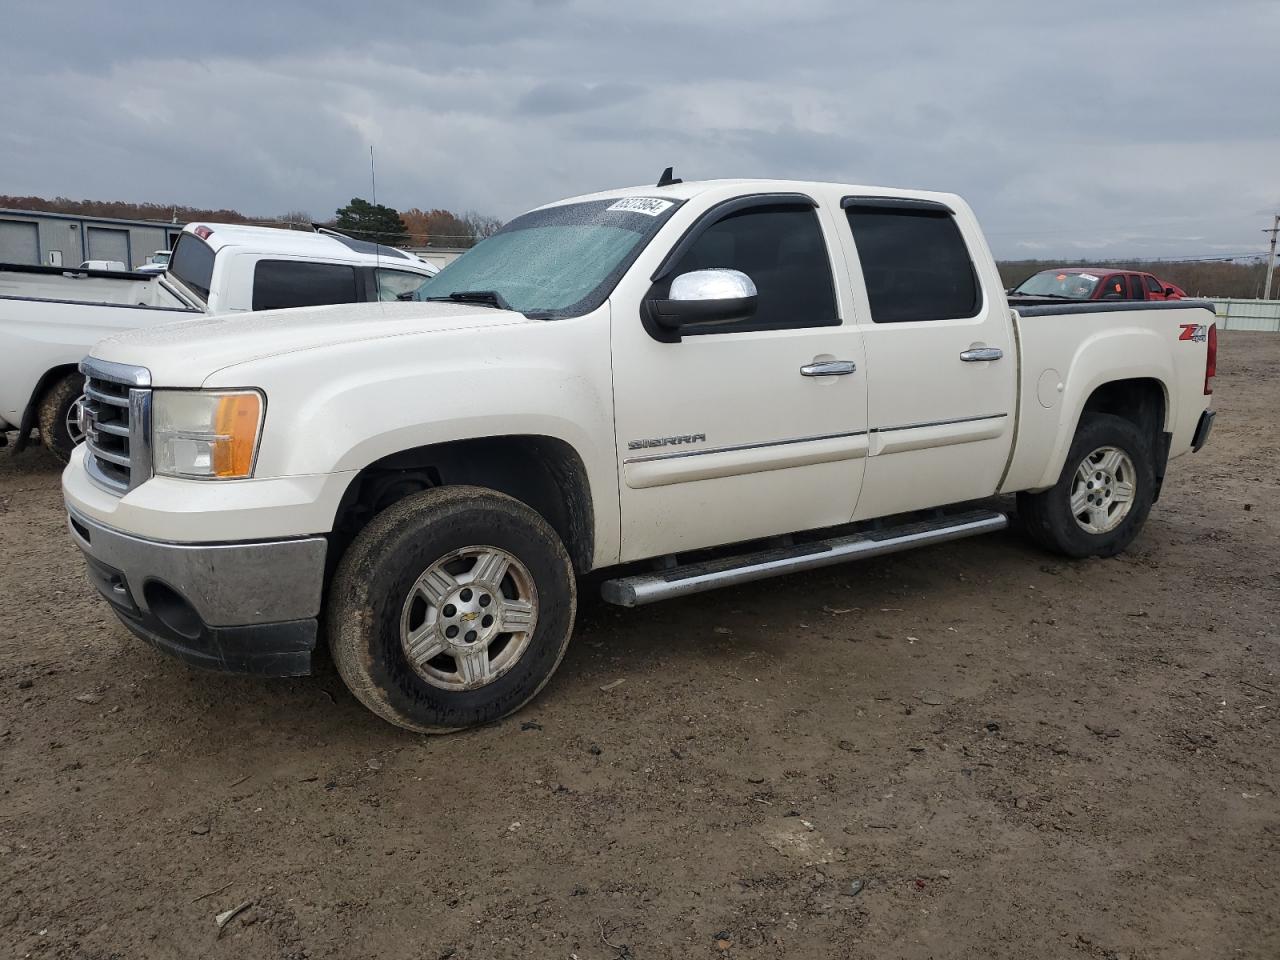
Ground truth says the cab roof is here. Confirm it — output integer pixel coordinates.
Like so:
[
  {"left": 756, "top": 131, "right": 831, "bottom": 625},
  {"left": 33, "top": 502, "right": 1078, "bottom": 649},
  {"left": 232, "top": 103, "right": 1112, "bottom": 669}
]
[
  {"left": 535, "top": 178, "right": 966, "bottom": 212},
  {"left": 181, "top": 222, "right": 434, "bottom": 271}
]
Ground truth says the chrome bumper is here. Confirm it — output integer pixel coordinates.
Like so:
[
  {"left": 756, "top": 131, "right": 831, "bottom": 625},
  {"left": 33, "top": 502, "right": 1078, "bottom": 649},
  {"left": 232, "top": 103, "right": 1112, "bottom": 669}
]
[{"left": 66, "top": 507, "right": 327, "bottom": 676}]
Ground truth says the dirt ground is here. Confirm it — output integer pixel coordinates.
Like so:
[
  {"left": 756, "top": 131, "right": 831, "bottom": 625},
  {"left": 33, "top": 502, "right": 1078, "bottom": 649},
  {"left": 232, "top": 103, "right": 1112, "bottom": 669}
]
[{"left": 1, "top": 331, "right": 1276, "bottom": 960}]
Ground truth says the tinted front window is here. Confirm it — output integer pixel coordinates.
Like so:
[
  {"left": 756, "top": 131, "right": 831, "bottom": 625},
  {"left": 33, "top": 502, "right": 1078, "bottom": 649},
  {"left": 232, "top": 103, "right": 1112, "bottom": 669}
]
[
  {"left": 1145, "top": 274, "right": 1163, "bottom": 294},
  {"left": 413, "top": 197, "right": 682, "bottom": 318},
  {"left": 663, "top": 204, "right": 838, "bottom": 332},
  {"left": 377, "top": 268, "right": 430, "bottom": 301},
  {"left": 252, "top": 260, "right": 359, "bottom": 311},
  {"left": 846, "top": 208, "right": 979, "bottom": 322},
  {"left": 167, "top": 234, "right": 215, "bottom": 302}
]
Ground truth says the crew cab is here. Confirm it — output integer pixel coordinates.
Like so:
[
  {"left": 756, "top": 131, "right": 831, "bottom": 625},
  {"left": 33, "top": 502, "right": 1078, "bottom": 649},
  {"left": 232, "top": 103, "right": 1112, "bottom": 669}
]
[
  {"left": 62, "top": 177, "right": 1218, "bottom": 733},
  {"left": 1010, "top": 267, "right": 1183, "bottom": 301},
  {"left": 1, "top": 223, "right": 435, "bottom": 458}
]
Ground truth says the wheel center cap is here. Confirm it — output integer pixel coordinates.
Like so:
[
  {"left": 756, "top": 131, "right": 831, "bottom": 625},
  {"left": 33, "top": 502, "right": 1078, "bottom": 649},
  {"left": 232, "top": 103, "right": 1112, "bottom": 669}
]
[{"left": 439, "top": 586, "right": 497, "bottom": 646}]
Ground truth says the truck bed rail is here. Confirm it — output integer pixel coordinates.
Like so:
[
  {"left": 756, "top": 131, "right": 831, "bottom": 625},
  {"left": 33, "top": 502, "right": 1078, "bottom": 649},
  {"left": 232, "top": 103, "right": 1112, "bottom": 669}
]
[
  {"left": 0, "top": 261, "right": 160, "bottom": 282},
  {"left": 1010, "top": 298, "right": 1217, "bottom": 317}
]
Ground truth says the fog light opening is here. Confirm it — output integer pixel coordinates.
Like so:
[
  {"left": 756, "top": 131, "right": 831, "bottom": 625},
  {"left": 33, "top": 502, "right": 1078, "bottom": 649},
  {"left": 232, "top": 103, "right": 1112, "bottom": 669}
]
[
  {"left": 69, "top": 515, "right": 91, "bottom": 543},
  {"left": 143, "top": 580, "right": 202, "bottom": 640}
]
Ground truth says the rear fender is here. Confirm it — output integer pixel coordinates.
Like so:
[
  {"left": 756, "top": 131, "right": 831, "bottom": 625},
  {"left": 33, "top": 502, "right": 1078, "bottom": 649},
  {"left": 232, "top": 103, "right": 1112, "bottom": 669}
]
[
  {"left": 15, "top": 364, "right": 81, "bottom": 453},
  {"left": 1031, "top": 328, "right": 1173, "bottom": 491}
]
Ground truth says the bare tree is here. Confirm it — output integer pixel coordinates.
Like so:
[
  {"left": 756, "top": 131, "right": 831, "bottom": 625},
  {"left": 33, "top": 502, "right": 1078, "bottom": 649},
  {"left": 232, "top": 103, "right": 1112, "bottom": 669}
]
[
  {"left": 464, "top": 211, "right": 504, "bottom": 242},
  {"left": 276, "top": 210, "right": 314, "bottom": 230}
]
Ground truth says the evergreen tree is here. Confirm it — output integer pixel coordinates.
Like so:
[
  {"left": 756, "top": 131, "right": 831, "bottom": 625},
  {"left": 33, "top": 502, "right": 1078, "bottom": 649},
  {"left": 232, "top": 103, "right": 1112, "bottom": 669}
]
[{"left": 333, "top": 197, "right": 410, "bottom": 246}]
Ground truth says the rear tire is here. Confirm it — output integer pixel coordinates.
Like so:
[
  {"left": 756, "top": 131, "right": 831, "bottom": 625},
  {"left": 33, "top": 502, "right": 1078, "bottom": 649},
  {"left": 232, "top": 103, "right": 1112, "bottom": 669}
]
[
  {"left": 37, "top": 373, "right": 86, "bottom": 463},
  {"left": 1017, "top": 413, "right": 1155, "bottom": 558},
  {"left": 327, "top": 485, "right": 577, "bottom": 733}
]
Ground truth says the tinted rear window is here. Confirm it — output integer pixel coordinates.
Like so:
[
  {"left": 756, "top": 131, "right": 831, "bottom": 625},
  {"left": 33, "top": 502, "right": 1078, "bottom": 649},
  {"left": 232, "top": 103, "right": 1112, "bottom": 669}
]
[
  {"left": 252, "top": 260, "right": 360, "bottom": 311},
  {"left": 167, "top": 234, "right": 215, "bottom": 302},
  {"left": 845, "top": 207, "right": 979, "bottom": 323}
]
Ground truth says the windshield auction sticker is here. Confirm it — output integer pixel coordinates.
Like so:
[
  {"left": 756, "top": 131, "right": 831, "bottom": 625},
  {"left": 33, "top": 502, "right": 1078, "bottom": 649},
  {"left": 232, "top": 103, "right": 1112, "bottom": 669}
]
[{"left": 607, "top": 197, "right": 675, "bottom": 216}]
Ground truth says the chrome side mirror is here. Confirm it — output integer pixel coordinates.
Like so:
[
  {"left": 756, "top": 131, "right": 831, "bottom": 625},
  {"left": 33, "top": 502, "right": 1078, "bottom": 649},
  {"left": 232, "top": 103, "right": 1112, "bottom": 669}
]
[{"left": 648, "top": 268, "right": 758, "bottom": 331}]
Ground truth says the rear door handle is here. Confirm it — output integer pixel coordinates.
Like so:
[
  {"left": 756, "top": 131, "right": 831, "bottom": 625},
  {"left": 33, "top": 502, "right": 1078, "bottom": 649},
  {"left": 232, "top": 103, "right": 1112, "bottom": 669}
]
[
  {"left": 800, "top": 360, "right": 857, "bottom": 377},
  {"left": 960, "top": 347, "right": 1003, "bottom": 362}
]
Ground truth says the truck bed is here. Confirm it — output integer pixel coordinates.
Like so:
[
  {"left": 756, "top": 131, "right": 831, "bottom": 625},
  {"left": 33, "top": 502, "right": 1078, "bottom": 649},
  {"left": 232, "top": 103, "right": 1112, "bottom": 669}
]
[
  {"left": 1004, "top": 297, "right": 1217, "bottom": 494},
  {"left": 0, "top": 262, "right": 194, "bottom": 310},
  {"left": 0, "top": 263, "right": 201, "bottom": 430}
]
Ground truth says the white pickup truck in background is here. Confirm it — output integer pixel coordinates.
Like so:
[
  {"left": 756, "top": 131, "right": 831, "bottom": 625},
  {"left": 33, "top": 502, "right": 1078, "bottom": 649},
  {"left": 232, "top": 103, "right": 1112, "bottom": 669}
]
[
  {"left": 62, "top": 177, "right": 1217, "bottom": 733},
  {"left": 135, "top": 250, "right": 172, "bottom": 275},
  {"left": 1, "top": 223, "right": 436, "bottom": 458}
]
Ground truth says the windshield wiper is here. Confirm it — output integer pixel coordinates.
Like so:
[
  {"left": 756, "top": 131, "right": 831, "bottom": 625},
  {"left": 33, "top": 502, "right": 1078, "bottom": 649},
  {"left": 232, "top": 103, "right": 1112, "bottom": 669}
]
[{"left": 422, "top": 290, "right": 512, "bottom": 310}]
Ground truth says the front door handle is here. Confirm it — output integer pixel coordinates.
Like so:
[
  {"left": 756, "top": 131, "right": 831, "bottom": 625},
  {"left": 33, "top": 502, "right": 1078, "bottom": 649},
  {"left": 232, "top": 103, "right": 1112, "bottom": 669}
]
[
  {"left": 960, "top": 346, "right": 1003, "bottom": 362},
  {"left": 801, "top": 360, "right": 857, "bottom": 377}
]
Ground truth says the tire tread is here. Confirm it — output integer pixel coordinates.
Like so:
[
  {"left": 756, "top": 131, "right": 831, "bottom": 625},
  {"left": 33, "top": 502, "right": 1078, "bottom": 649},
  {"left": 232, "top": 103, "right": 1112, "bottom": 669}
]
[
  {"left": 1016, "top": 412, "right": 1156, "bottom": 559},
  {"left": 37, "top": 372, "right": 83, "bottom": 462},
  {"left": 327, "top": 485, "right": 576, "bottom": 733}
]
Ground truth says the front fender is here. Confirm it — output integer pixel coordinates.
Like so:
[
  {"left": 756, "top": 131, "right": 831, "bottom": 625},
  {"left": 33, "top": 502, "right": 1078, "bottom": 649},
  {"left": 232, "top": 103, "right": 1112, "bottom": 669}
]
[{"left": 203, "top": 309, "right": 621, "bottom": 564}]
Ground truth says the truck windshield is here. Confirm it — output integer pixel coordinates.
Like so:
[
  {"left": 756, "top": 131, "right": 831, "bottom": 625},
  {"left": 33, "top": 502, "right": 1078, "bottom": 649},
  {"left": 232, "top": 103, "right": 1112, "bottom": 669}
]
[
  {"left": 1013, "top": 270, "right": 1101, "bottom": 300},
  {"left": 411, "top": 197, "right": 683, "bottom": 318}
]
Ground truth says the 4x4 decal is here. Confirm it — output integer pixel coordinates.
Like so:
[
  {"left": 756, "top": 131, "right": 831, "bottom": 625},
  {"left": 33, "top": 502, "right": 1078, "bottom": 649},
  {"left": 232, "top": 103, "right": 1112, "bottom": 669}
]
[{"left": 1179, "top": 323, "right": 1207, "bottom": 343}]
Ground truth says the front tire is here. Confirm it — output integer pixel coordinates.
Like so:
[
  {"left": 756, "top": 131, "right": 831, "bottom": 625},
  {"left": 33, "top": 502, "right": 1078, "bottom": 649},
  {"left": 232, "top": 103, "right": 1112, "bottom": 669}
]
[
  {"left": 327, "top": 485, "right": 577, "bottom": 733},
  {"left": 1017, "top": 413, "right": 1156, "bottom": 558},
  {"left": 37, "top": 373, "right": 86, "bottom": 462}
]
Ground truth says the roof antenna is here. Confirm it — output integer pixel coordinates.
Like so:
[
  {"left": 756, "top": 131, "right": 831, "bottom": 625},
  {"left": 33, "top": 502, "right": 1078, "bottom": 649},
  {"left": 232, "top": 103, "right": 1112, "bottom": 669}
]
[
  {"left": 370, "top": 144, "right": 382, "bottom": 277},
  {"left": 656, "top": 166, "right": 682, "bottom": 187}
]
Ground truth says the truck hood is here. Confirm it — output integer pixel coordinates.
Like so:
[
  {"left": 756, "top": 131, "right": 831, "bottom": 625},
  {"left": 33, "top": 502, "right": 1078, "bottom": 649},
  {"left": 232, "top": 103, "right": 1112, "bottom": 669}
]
[{"left": 89, "top": 300, "right": 534, "bottom": 387}]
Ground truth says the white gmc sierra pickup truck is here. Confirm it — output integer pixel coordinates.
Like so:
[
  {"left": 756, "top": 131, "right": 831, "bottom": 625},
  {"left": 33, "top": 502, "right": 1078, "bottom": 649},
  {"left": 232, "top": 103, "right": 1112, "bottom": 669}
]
[
  {"left": 61, "top": 177, "right": 1218, "bottom": 732},
  {"left": 1, "top": 223, "right": 435, "bottom": 459}
]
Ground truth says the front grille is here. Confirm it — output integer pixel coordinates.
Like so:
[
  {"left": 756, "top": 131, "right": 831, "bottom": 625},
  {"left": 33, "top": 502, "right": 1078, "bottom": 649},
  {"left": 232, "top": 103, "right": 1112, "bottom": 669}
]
[{"left": 80, "top": 358, "right": 152, "bottom": 495}]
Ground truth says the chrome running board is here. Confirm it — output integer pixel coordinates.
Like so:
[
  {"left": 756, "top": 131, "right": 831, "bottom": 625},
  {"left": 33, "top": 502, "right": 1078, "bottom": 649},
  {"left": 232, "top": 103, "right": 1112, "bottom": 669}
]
[{"left": 600, "top": 509, "right": 1008, "bottom": 607}]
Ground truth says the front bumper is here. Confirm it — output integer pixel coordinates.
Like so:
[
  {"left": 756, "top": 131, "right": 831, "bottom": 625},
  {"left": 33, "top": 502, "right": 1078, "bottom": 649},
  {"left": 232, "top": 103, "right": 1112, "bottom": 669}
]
[
  {"left": 67, "top": 507, "right": 327, "bottom": 676},
  {"left": 1192, "top": 409, "right": 1216, "bottom": 453},
  {"left": 62, "top": 443, "right": 357, "bottom": 544}
]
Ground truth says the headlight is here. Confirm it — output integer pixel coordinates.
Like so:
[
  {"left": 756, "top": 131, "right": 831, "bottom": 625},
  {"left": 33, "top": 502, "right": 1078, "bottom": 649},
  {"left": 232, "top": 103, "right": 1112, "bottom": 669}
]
[{"left": 152, "top": 389, "right": 264, "bottom": 480}]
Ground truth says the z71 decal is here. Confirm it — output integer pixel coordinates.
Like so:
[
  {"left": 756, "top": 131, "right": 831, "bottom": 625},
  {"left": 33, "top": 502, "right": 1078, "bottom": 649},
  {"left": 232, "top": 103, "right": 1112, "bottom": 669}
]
[{"left": 1179, "top": 324, "right": 1207, "bottom": 343}]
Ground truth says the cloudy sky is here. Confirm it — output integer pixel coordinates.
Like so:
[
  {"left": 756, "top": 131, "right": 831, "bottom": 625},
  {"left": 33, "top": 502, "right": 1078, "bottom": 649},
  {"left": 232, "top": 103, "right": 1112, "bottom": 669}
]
[{"left": 2, "top": 0, "right": 1277, "bottom": 258}]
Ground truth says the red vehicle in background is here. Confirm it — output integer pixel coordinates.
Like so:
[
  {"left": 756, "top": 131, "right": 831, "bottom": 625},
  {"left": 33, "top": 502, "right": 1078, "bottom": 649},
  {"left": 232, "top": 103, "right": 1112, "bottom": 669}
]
[{"left": 1010, "top": 268, "right": 1184, "bottom": 301}]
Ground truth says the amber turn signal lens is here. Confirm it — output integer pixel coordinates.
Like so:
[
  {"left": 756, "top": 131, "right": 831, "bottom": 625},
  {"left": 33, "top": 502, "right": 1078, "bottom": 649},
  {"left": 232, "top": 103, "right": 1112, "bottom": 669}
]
[
  {"left": 152, "top": 389, "right": 265, "bottom": 480},
  {"left": 211, "top": 392, "right": 262, "bottom": 478}
]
